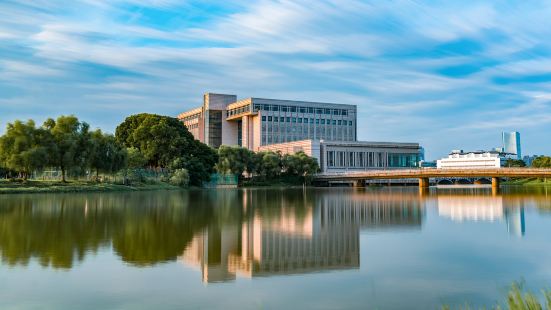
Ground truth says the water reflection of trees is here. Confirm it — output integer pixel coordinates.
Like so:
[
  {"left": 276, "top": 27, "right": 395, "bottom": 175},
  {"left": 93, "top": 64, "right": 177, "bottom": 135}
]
[
  {"left": 1, "top": 188, "right": 546, "bottom": 270},
  {"left": 0, "top": 192, "right": 211, "bottom": 268}
]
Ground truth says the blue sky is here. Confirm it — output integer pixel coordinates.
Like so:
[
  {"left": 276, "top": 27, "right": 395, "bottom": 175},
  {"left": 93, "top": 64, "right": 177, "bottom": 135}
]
[{"left": 1, "top": 0, "right": 551, "bottom": 160}]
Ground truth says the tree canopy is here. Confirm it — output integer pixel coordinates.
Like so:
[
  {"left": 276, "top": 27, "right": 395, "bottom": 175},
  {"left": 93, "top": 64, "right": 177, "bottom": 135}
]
[
  {"left": 115, "top": 113, "right": 217, "bottom": 185},
  {"left": 532, "top": 156, "right": 551, "bottom": 168},
  {"left": 0, "top": 120, "right": 50, "bottom": 179},
  {"left": 505, "top": 158, "right": 526, "bottom": 168}
]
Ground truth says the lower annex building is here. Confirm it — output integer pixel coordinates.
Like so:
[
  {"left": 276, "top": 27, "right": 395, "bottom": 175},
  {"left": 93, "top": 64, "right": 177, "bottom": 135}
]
[{"left": 178, "top": 92, "right": 422, "bottom": 173}]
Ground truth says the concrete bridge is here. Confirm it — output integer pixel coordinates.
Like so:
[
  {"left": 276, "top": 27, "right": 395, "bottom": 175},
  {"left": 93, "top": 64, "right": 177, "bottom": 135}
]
[{"left": 314, "top": 168, "right": 551, "bottom": 188}]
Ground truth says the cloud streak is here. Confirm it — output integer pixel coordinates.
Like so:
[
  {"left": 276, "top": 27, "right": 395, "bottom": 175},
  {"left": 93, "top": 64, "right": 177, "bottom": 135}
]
[{"left": 1, "top": 0, "right": 551, "bottom": 158}]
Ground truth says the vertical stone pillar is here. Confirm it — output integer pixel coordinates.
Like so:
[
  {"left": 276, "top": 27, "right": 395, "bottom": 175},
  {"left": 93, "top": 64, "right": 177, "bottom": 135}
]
[
  {"left": 419, "top": 177, "right": 429, "bottom": 188},
  {"left": 492, "top": 177, "right": 500, "bottom": 188}
]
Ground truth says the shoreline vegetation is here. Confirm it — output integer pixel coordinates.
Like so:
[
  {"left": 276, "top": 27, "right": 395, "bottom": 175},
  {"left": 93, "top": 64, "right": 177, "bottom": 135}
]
[
  {"left": 0, "top": 179, "right": 180, "bottom": 195},
  {"left": 0, "top": 114, "right": 320, "bottom": 194}
]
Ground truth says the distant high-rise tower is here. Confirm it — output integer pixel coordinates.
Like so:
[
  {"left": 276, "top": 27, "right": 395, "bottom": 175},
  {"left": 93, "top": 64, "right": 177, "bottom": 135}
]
[{"left": 502, "top": 131, "right": 521, "bottom": 159}]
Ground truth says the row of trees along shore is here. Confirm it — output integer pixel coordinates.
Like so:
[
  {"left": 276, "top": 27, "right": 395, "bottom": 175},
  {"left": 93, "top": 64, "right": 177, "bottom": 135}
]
[{"left": 0, "top": 113, "right": 320, "bottom": 187}]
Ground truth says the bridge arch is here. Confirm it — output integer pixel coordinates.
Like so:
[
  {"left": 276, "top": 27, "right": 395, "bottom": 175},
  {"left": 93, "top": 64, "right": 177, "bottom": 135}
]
[
  {"left": 474, "top": 178, "right": 492, "bottom": 185},
  {"left": 455, "top": 178, "right": 473, "bottom": 185},
  {"left": 437, "top": 179, "right": 453, "bottom": 185}
]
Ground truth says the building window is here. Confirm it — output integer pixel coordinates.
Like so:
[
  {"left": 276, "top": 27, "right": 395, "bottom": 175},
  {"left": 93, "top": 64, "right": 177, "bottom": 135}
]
[
  {"left": 286, "top": 117, "right": 290, "bottom": 122},
  {"left": 262, "top": 116, "right": 266, "bottom": 121},
  {"left": 268, "top": 116, "right": 272, "bottom": 121},
  {"left": 338, "top": 152, "right": 345, "bottom": 167},
  {"left": 262, "top": 105, "right": 270, "bottom": 111},
  {"left": 332, "top": 120, "right": 336, "bottom": 125},
  {"left": 342, "top": 110, "right": 348, "bottom": 116},
  {"left": 281, "top": 106, "right": 288, "bottom": 112},
  {"left": 349, "top": 121, "right": 353, "bottom": 126},
  {"left": 272, "top": 105, "right": 279, "bottom": 112},
  {"left": 290, "top": 106, "right": 297, "bottom": 112},
  {"left": 298, "top": 118, "right": 302, "bottom": 123},
  {"left": 299, "top": 107, "right": 307, "bottom": 113},
  {"left": 308, "top": 107, "right": 314, "bottom": 114},
  {"left": 328, "top": 151, "right": 335, "bottom": 167},
  {"left": 321, "top": 119, "right": 325, "bottom": 124},
  {"left": 280, "top": 116, "right": 284, "bottom": 122},
  {"left": 309, "top": 118, "right": 314, "bottom": 123}
]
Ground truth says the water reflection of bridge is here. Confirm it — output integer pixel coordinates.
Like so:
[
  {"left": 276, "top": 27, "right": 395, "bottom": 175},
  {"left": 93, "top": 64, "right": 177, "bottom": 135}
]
[{"left": 180, "top": 191, "right": 423, "bottom": 283}]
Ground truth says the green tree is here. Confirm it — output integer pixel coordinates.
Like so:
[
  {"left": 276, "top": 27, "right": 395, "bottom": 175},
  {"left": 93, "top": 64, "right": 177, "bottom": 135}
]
[
  {"left": 44, "top": 115, "right": 91, "bottom": 182},
  {"left": 116, "top": 114, "right": 217, "bottom": 185},
  {"left": 126, "top": 147, "right": 147, "bottom": 169},
  {"left": 282, "top": 151, "right": 320, "bottom": 183},
  {"left": 505, "top": 158, "right": 527, "bottom": 167},
  {"left": 254, "top": 151, "right": 282, "bottom": 180},
  {"left": 0, "top": 120, "right": 51, "bottom": 180},
  {"left": 532, "top": 156, "right": 551, "bottom": 168},
  {"left": 216, "top": 146, "right": 255, "bottom": 183},
  {"left": 115, "top": 113, "right": 194, "bottom": 167},
  {"left": 89, "top": 130, "right": 127, "bottom": 178}
]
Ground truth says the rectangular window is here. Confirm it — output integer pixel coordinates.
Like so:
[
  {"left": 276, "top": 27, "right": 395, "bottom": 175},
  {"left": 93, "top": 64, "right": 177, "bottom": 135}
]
[
  {"left": 304, "top": 118, "right": 308, "bottom": 123},
  {"left": 272, "top": 105, "right": 279, "bottom": 111},
  {"left": 308, "top": 107, "right": 314, "bottom": 114},
  {"left": 299, "top": 107, "right": 307, "bottom": 113},
  {"left": 281, "top": 106, "right": 288, "bottom": 112},
  {"left": 337, "top": 120, "right": 342, "bottom": 125},
  {"left": 268, "top": 116, "right": 272, "bottom": 121},
  {"left": 342, "top": 110, "right": 348, "bottom": 116},
  {"left": 349, "top": 152, "right": 355, "bottom": 167},
  {"left": 298, "top": 118, "right": 302, "bottom": 123},
  {"left": 262, "top": 116, "right": 266, "bottom": 121},
  {"left": 309, "top": 118, "right": 314, "bottom": 123},
  {"left": 286, "top": 117, "right": 291, "bottom": 122},
  {"left": 349, "top": 121, "right": 353, "bottom": 126},
  {"left": 321, "top": 119, "right": 325, "bottom": 124},
  {"left": 333, "top": 109, "right": 340, "bottom": 115},
  {"left": 292, "top": 117, "right": 296, "bottom": 123},
  {"left": 316, "top": 108, "right": 323, "bottom": 114},
  {"left": 328, "top": 151, "right": 334, "bottom": 167},
  {"left": 262, "top": 105, "right": 270, "bottom": 111},
  {"left": 280, "top": 116, "right": 284, "bottom": 122},
  {"left": 332, "top": 120, "right": 336, "bottom": 125},
  {"left": 316, "top": 119, "right": 320, "bottom": 124},
  {"left": 290, "top": 106, "right": 297, "bottom": 112},
  {"left": 274, "top": 116, "right": 279, "bottom": 122}
]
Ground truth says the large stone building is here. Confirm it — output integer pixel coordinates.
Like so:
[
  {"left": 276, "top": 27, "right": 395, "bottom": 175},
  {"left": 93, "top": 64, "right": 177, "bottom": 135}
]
[{"left": 178, "top": 92, "right": 422, "bottom": 173}]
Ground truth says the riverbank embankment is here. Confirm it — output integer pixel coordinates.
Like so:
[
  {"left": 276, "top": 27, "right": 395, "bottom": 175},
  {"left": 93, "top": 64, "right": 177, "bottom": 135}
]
[{"left": 0, "top": 180, "right": 180, "bottom": 194}]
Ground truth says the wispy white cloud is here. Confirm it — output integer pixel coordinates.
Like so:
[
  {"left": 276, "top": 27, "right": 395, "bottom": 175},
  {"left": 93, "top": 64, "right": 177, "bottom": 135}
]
[{"left": 1, "top": 0, "right": 551, "bottom": 158}]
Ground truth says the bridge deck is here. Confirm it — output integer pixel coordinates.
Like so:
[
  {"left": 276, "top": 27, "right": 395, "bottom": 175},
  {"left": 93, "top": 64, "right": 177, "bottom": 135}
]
[{"left": 315, "top": 168, "right": 551, "bottom": 181}]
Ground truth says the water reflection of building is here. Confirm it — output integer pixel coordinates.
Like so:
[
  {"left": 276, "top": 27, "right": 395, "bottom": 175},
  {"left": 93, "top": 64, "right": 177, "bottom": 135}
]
[
  {"left": 437, "top": 195, "right": 525, "bottom": 236},
  {"left": 180, "top": 192, "right": 423, "bottom": 283}
]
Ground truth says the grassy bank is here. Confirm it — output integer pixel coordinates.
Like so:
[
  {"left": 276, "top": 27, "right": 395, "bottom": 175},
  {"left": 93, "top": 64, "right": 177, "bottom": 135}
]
[
  {"left": 0, "top": 180, "right": 180, "bottom": 194},
  {"left": 503, "top": 178, "right": 551, "bottom": 186}
]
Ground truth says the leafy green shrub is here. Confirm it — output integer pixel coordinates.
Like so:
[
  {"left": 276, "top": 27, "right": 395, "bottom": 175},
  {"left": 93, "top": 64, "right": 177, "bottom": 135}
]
[{"left": 169, "top": 169, "right": 189, "bottom": 187}]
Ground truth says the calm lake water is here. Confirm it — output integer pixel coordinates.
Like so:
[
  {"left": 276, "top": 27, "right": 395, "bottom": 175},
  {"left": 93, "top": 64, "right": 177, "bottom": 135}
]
[{"left": 1, "top": 186, "right": 551, "bottom": 309}]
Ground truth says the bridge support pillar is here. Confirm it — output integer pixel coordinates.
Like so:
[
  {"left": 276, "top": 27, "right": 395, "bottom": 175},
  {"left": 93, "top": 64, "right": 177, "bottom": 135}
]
[
  {"left": 491, "top": 177, "right": 500, "bottom": 189},
  {"left": 419, "top": 177, "right": 429, "bottom": 188},
  {"left": 353, "top": 179, "right": 366, "bottom": 187}
]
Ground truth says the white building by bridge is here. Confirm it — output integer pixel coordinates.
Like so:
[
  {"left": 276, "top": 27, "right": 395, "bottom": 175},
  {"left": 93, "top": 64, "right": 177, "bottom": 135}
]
[{"left": 436, "top": 150, "right": 508, "bottom": 169}]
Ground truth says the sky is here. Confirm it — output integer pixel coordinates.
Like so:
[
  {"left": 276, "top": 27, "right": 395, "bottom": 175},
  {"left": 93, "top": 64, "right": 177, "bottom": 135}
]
[{"left": 1, "top": 0, "right": 551, "bottom": 160}]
